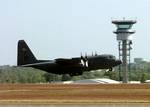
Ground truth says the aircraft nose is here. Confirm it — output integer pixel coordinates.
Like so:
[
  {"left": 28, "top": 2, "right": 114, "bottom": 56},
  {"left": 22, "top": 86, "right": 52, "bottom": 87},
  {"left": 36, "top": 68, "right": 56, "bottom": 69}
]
[{"left": 116, "top": 60, "right": 122, "bottom": 65}]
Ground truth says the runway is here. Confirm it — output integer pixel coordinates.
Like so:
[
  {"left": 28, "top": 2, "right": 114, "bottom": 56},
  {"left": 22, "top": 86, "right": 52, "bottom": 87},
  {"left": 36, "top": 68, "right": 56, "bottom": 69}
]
[
  {"left": 0, "top": 103, "right": 150, "bottom": 107},
  {"left": 0, "top": 84, "right": 150, "bottom": 107}
]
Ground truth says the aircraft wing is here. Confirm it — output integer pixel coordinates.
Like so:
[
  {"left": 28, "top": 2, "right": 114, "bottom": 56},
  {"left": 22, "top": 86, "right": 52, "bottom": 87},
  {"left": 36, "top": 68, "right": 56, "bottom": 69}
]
[
  {"left": 21, "top": 61, "right": 55, "bottom": 67},
  {"left": 21, "top": 58, "right": 82, "bottom": 67},
  {"left": 55, "top": 58, "right": 81, "bottom": 65}
]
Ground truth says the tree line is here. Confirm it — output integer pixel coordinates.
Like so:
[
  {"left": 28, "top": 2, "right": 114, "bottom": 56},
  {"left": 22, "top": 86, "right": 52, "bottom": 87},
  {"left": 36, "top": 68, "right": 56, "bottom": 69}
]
[
  {"left": 0, "top": 66, "right": 105, "bottom": 83},
  {"left": 0, "top": 63, "right": 150, "bottom": 83}
]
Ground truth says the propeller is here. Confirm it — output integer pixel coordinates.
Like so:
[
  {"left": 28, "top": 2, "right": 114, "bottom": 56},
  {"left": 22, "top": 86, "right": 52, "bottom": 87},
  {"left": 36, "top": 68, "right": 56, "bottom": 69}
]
[
  {"left": 80, "top": 53, "right": 88, "bottom": 67},
  {"left": 95, "top": 51, "right": 98, "bottom": 56},
  {"left": 85, "top": 53, "right": 88, "bottom": 67}
]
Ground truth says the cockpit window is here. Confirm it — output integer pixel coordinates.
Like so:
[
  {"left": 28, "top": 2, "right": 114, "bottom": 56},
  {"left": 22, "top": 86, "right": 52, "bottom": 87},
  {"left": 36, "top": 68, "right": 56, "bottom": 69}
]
[
  {"left": 99, "top": 54, "right": 116, "bottom": 60},
  {"left": 109, "top": 55, "right": 116, "bottom": 59}
]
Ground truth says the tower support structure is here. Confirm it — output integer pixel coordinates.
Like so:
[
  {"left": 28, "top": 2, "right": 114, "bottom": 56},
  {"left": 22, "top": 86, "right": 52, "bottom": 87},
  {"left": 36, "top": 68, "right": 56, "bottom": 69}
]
[{"left": 112, "top": 19, "right": 136, "bottom": 83}]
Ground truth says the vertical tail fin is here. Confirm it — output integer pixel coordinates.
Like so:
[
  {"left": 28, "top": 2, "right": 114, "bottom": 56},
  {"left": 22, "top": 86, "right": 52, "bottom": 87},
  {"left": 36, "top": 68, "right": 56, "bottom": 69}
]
[{"left": 17, "top": 40, "right": 37, "bottom": 66}]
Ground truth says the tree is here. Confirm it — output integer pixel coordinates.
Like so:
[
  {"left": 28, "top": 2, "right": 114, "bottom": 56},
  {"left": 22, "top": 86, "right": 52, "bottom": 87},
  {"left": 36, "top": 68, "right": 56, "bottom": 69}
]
[
  {"left": 140, "top": 73, "right": 146, "bottom": 83},
  {"left": 104, "top": 71, "right": 119, "bottom": 80},
  {"left": 61, "top": 74, "right": 71, "bottom": 81},
  {"left": 43, "top": 73, "right": 62, "bottom": 83}
]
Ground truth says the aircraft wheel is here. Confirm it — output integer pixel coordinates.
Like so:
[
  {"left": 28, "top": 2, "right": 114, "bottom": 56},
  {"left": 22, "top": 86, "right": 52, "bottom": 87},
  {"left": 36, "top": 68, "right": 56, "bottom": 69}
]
[{"left": 109, "top": 68, "right": 113, "bottom": 71}]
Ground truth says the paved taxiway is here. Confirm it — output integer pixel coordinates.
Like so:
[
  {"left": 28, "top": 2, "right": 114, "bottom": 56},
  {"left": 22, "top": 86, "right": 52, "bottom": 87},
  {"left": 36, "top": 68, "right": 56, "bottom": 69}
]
[
  {"left": 0, "top": 103, "right": 150, "bottom": 107},
  {"left": 0, "top": 84, "right": 150, "bottom": 107}
]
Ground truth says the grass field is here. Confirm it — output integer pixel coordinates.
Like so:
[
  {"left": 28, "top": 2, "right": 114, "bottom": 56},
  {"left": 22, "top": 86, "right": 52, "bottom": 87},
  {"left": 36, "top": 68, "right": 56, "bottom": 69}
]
[{"left": 0, "top": 84, "right": 150, "bottom": 103}]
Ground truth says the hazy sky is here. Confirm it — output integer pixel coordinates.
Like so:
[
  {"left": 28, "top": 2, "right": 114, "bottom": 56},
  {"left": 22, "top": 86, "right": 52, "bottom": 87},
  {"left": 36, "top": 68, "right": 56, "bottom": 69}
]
[{"left": 0, "top": 0, "right": 150, "bottom": 65}]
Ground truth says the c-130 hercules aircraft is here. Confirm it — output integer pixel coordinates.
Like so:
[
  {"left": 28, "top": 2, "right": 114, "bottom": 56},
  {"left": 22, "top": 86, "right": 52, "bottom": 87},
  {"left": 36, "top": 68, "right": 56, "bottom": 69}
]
[{"left": 17, "top": 40, "right": 121, "bottom": 76}]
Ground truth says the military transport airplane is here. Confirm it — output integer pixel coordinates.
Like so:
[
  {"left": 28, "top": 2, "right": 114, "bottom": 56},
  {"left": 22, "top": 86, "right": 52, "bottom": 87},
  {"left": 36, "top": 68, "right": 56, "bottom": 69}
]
[{"left": 17, "top": 40, "right": 121, "bottom": 76}]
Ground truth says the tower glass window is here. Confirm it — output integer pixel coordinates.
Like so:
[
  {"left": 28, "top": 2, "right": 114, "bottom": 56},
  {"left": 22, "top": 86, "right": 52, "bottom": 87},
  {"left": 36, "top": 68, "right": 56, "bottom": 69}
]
[{"left": 117, "top": 24, "right": 132, "bottom": 29}]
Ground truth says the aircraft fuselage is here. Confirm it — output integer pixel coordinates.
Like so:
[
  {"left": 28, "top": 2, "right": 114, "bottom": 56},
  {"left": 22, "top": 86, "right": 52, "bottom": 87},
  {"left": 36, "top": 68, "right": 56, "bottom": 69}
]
[{"left": 18, "top": 40, "right": 121, "bottom": 76}]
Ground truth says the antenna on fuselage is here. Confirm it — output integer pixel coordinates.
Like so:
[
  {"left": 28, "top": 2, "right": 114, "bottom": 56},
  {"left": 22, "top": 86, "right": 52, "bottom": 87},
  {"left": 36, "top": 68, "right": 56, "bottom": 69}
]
[
  {"left": 92, "top": 51, "right": 94, "bottom": 56},
  {"left": 95, "top": 51, "right": 98, "bottom": 56}
]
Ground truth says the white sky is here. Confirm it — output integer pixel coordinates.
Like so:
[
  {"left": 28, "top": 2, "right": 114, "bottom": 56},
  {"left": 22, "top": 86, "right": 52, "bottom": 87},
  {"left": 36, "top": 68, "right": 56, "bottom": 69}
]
[{"left": 0, "top": 0, "right": 150, "bottom": 65}]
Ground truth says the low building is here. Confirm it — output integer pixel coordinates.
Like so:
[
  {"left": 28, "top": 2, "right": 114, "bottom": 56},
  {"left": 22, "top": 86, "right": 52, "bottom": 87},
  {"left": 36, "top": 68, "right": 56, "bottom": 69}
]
[
  {"left": 145, "top": 80, "right": 150, "bottom": 83},
  {"left": 129, "top": 81, "right": 140, "bottom": 84},
  {"left": 73, "top": 78, "right": 120, "bottom": 84},
  {"left": 134, "top": 58, "right": 144, "bottom": 64}
]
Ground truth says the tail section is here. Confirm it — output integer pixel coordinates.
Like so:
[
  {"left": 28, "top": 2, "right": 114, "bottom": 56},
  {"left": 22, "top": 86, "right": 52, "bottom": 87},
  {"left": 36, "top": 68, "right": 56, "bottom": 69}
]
[{"left": 17, "top": 40, "right": 37, "bottom": 66}]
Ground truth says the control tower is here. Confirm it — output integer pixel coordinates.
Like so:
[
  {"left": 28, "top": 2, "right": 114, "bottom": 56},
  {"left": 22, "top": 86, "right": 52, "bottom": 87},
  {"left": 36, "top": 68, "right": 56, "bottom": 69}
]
[{"left": 112, "top": 19, "right": 136, "bottom": 83}]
